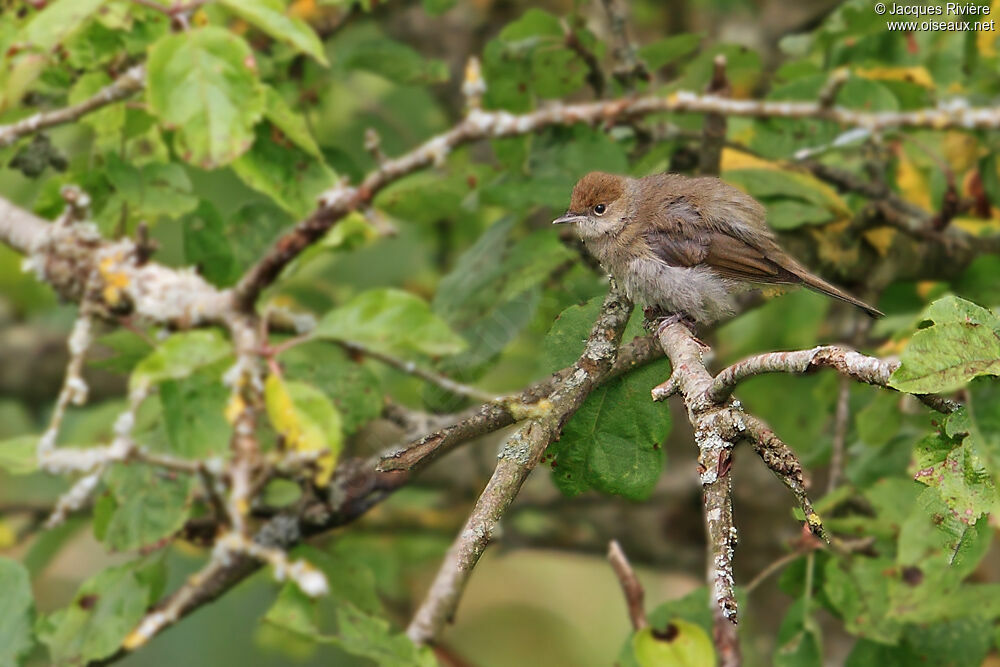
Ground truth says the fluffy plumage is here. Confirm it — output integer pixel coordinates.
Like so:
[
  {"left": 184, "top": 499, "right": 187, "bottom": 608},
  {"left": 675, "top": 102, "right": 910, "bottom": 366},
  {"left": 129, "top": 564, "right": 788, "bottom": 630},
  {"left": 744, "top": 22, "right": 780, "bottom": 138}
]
[{"left": 554, "top": 171, "right": 883, "bottom": 323}]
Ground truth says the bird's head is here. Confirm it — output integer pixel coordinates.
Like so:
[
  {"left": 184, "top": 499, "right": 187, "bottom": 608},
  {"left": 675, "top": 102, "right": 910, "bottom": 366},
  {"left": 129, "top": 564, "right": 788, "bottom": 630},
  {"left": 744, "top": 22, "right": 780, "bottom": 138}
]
[{"left": 553, "top": 171, "right": 629, "bottom": 239}]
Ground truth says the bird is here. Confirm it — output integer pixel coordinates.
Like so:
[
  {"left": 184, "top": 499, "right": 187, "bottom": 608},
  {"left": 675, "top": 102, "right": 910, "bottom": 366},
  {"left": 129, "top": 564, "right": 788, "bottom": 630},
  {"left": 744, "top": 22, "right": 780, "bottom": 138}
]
[{"left": 553, "top": 171, "right": 883, "bottom": 326}]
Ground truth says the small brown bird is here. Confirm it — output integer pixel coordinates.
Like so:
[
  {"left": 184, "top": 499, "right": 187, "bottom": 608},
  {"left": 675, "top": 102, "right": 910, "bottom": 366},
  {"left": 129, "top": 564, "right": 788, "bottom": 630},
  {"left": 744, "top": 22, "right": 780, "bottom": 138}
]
[{"left": 554, "top": 171, "right": 883, "bottom": 324}]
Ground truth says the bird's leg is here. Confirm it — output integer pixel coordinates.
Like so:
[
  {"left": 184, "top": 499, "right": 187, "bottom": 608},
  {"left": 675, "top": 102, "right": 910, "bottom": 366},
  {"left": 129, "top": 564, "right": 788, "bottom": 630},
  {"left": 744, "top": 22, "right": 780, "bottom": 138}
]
[
  {"left": 646, "top": 310, "right": 709, "bottom": 351},
  {"left": 655, "top": 312, "right": 698, "bottom": 337},
  {"left": 645, "top": 309, "right": 698, "bottom": 336}
]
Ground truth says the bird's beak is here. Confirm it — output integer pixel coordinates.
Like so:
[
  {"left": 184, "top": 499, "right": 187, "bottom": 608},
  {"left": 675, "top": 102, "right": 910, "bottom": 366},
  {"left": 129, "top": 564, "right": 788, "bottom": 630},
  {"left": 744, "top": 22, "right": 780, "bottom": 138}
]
[{"left": 552, "top": 212, "right": 584, "bottom": 225}]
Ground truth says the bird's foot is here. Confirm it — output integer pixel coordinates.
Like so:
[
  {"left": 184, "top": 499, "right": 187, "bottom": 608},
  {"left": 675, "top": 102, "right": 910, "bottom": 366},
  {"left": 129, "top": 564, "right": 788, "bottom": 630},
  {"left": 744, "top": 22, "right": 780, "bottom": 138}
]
[
  {"left": 648, "top": 311, "right": 710, "bottom": 351},
  {"left": 646, "top": 310, "right": 698, "bottom": 336}
]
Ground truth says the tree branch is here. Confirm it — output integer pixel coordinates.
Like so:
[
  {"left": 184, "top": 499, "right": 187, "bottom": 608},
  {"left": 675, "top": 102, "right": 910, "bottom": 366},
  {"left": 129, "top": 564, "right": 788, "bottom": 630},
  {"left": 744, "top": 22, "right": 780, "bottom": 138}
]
[
  {"left": 655, "top": 322, "right": 741, "bottom": 666},
  {"left": 378, "top": 332, "right": 664, "bottom": 473},
  {"left": 707, "top": 344, "right": 958, "bottom": 412},
  {"left": 0, "top": 66, "right": 145, "bottom": 149},
  {"left": 406, "top": 285, "right": 633, "bottom": 646}
]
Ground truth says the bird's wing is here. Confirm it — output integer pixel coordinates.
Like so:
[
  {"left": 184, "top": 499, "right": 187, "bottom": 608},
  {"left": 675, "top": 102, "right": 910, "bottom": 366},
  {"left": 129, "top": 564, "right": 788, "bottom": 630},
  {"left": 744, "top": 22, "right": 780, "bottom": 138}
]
[{"left": 642, "top": 214, "right": 799, "bottom": 284}]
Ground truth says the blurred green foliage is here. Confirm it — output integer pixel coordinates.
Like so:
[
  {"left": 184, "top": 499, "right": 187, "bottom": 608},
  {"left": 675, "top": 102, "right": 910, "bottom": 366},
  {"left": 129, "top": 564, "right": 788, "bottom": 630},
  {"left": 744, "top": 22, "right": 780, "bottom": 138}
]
[{"left": 0, "top": 0, "right": 999, "bottom": 665}]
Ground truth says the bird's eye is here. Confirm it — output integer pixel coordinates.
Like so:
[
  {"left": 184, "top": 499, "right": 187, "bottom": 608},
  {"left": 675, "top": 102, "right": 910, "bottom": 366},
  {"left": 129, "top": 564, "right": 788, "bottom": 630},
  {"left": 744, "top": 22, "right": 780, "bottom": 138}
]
[{"left": 593, "top": 204, "right": 607, "bottom": 215}]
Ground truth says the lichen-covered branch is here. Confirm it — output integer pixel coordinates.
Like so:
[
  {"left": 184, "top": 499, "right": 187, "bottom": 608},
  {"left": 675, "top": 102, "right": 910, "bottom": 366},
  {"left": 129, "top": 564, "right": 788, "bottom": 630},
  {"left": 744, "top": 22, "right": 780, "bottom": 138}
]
[
  {"left": 406, "top": 285, "right": 633, "bottom": 646},
  {"left": 654, "top": 322, "right": 741, "bottom": 667},
  {"left": 0, "top": 65, "right": 145, "bottom": 148},
  {"left": 0, "top": 196, "right": 235, "bottom": 328},
  {"left": 708, "top": 344, "right": 958, "bottom": 412},
  {"left": 378, "top": 332, "right": 663, "bottom": 474}
]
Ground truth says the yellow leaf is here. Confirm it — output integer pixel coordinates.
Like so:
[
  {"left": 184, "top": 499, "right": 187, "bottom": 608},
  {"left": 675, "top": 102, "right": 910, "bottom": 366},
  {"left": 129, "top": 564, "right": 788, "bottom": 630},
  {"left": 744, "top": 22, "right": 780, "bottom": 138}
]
[
  {"left": 719, "top": 148, "right": 779, "bottom": 172},
  {"left": 265, "top": 374, "right": 342, "bottom": 486},
  {"left": 289, "top": 0, "right": 318, "bottom": 20},
  {"left": 225, "top": 394, "right": 245, "bottom": 424},
  {"left": 0, "top": 520, "right": 15, "bottom": 548},
  {"left": 895, "top": 152, "right": 933, "bottom": 212},
  {"left": 862, "top": 227, "right": 897, "bottom": 257},
  {"left": 809, "top": 220, "right": 860, "bottom": 268},
  {"left": 953, "top": 216, "right": 1000, "bottom": 235},
  {"left": 942, "top": 131, "right": 980, "bottom": 174},
  {"left": 855, "top": 66, "right": 935, "bottom": 89},
  {"left": 979, "top": 3, "right": 1000, "bottom": 56},
  {"left": 916, "top": 281, "right": 943, "bottom": 299}
]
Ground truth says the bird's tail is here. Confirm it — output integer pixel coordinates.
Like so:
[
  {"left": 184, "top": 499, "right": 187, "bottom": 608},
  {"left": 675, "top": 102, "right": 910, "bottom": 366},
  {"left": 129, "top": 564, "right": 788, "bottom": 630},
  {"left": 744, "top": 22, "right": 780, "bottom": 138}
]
[{"left": 799, "top": 272, "right": 884, "bottom": 318}]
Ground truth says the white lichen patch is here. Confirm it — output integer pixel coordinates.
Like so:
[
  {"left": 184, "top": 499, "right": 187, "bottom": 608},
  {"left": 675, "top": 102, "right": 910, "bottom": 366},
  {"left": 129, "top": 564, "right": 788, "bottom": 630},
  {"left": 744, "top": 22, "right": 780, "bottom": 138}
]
[{"left": 499, "top": 428, "right": 534, "bottom": 464}]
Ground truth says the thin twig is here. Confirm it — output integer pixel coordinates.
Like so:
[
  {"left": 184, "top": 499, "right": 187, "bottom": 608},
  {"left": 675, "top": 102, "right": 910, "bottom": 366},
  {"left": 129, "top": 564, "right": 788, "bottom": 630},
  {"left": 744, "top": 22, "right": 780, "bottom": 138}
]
[
  {"left": 608, "top": 540, "right": 648, "bottom": 630},
  {"left": 744, "top": 550, "right": 805, "bottom": 594},
  {"left": 0, "top": 66, "right": 145, "bottom": 149},
  {"left": 337, "top": 340, "right": 497, "bottom": 403}
]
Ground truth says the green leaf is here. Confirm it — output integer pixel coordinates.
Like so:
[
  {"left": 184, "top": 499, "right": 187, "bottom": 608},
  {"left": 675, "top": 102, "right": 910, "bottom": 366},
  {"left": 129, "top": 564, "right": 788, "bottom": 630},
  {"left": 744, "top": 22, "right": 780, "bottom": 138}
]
[
  {"left": 231, "top": 122, "right": 337, "bottom": 218},
  {"left": 723, "top": 168, "right": 849, "bottom": 225},
  {"left": 332, "top": 604, "right": 437, "bottom": 666},
  {"left": 855, "top": 391, "right": 902, "bottom": 447},
  {"left": 99, "top": 463, "right": 194, "bottom": 552},
  {"left": 896, "top": 487, "right": 992, "bottom": 579},
  {"left": 263, "top": 581, "right": 320, "bottom": 638},
  {"left": 37, "top": 559, "right": 165, "bottom": 665},
  {"left": 0, "top": 557, "right": 35, "bottom": 666},
  {"left": 218, "top": 0, "right": 328, "bottom": 65},
  {"left": 263, "top": 478, "right": 302, "bottom": 507},
  {"left": 911, "top": 431, "right": 998, "bottom": 522},
  {"left": 422, "top": 0, "right": 456, "bottom": 15},
  {"left": 340, "top": 37, "right": 449, "bottom": 85},
  {"left": 146, "top": 27, "right": 264, "bottom": 168},
  {"left": 90, "top": 329, "right": 154, "bottom": 375},
  {"left": 100, "top": 153, "right": 198, "bottom": 230},
  {"left": 889, "top": 321, "right": 1000, "bottom": 394},
  {"left": 68, "top": 72, "right": 125, "bottom": 146},
  {"left": 263, "top": 86, "right": 322, "bottom": 158},
  {"left": 921, "top": 295, "right": 1000, "bottom": 328},
  {"left": 544, "top": 299, "right": 670, "bottom": 500},
  {"left": 181, "top": 201, "right": 240, "bottom": 287},
  {"left": 542, "top": 297, "right": 601, "bottom": 372},
  {"left": 823, "top": 556, "right": 903, "bottom": 643},
  {"left": 226, "top": 201, "right": 294, "bottom": 274},
  {"left": 847, "top": 619, "right": 993, "bottom": 667},
  {"left": 18, "top": 0, "right": 108, "bottom": 52},
  {"left": 0, "top": 435, "right": 39, "bottom": 475},
  {"left": 316, "top": 288, "right": 466, "bottom": 357},
  {"left": 160, "top": 366, "right": 232, "bottom": 458},
  {"left": 262, "top": 545, "right": 436, "bottom": 666},
  {"left": 265, "top": 375, "right": 343, "bottom": 486},
  {"left": 130, "top": 330, "right": 232, "bottom": 391},
  {"left": 432, "top": 217, "right": 573, "bottom": 369},
  {"left": 480, "top": 8, "right": 588, "bottom": 110},
  {"left": 278, "top": 342, "right": 382, "bottom": 435},
  {"left": 775, "top": 599, "right": 822, "bottom": 667},
  {"left": 766, "top": 200, "right": 837, "bottom": 230},
  {"left": 638, "top": 33, "right": 702, "bottom": 70}
]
